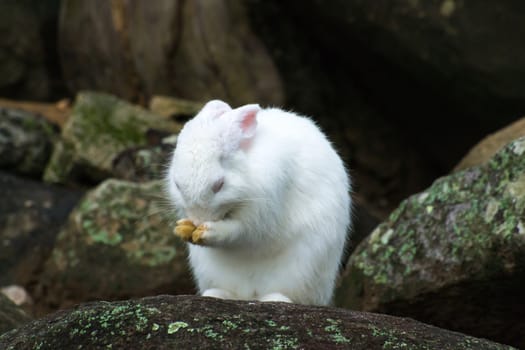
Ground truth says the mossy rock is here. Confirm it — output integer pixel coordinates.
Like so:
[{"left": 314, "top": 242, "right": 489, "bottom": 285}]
[
  {"left": 0, "top": 107, "right": 57, "bottom": 177},
  {"left": 0, "top": 295, "right": 514, "bottom": 349},
  {"left": 34, "top": 179, "right": 193, "bottom": 315},
  {"left": 43, "top": 91, "right": 181, "bottom": 185},
  {"left": 337, "top": 137, "right": 525, "bottom": 348},
  {"left": 112, "top": 137, "right": 176, "bottom": 183}
]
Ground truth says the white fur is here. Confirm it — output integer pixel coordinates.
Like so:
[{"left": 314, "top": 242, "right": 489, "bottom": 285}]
[{"left": 166, "top": 100, "right": 351, "bottom": 305}]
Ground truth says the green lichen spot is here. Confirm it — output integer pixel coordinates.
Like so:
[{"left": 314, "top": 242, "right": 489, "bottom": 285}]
[
  {"left": 87, "top": 228, "right": 123, "bottom": 246},
  {"left": 265, "top": 320, "right": 277, "bottom": 327},
  {"left": 324, "top": 318, "right": 351, "bottom": 344},
  {"left": 506, "top": 173, "right": 525, "bottom": 201},
  {"left": 512, "top": 138, "right": 525, "bottom": 155},
  {"left": 167, "top": 321, "right": 188, "bottom": 334},
  {"left": 381, "top": 229, "right": 394, "bottom": 245},
  {"left": 152, "top": 323, "right": 160, "bottom": 331},
  {"left": 197, "top": 324, "right": 223, "bottom": 340},
  {"left": 270, "top": 334, "right": 299, "bottom": 350},
  {"left": 484, "top": 200, "right": 500, "bottom": 223},
  {"left": 142, "top": 246, "right": 177, "bottom": 267},
  {"left": 222, "top": 320, "right": 239, "bottom": 330},
  {"left": 518, "top": 221, "right": 525, "bottom": 234}
]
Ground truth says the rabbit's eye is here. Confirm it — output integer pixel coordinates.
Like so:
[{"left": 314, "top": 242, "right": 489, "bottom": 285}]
[{"left": 212, "top": 177, "right": 225, "bottom": 193}]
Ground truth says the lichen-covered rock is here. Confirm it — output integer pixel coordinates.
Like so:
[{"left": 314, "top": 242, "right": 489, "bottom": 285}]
[
  {"left": 0, "top": 171, "right": 83, "bottom": 288},
  {"left": 0, "top": 295, "right": 514, "bottom": 350},
  {"left": 337, "top": 137, "right": 525, "bottom": 348},
  {"left": 112, "top": 135, "right": 176, "bottom": 182},
  {"left": 34, "top": 179, "right": 193, "bottom": 315},
  {"left": 0, "top": 107, "right": 57, "bottom": 177},
  {"left": 43, "top": 92, "right": 181, "bottom": 185},
  {"left": 0, "top": 293, "right": 31, "bottom": 336}
]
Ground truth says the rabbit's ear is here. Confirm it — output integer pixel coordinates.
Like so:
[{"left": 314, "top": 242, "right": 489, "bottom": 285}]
[
  {"left": 232, "top": 104, "right": 260, "bottom": 139},
  {"left": 200, "top": 99, "right": 232, "bottom": 118}
]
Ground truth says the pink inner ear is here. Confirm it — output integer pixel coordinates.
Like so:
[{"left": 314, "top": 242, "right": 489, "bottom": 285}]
[
  {"left": 237, "top": 104, "right": 260, "bottom": 138},
  {"left": 241, "top": 111, "right": 257, "bottom": 134}
]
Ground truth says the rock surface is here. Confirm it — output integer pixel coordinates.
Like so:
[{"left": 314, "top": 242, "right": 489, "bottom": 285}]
[
  {"left": 59, "top": 0, "right": 283, "bottom": 106},
  {"left": 148, "top": 96, "right": 203, "bottom": 123},
  {"left": 0, "top": 98, "right": 71, "bottom": 128},
  {"left": 0, "top": 286, "right": 33, "bottom": 310},
  {"left": 43, "top": 92, "right": 180, "bottom": 185},
  {"left": 337, "top": 137, "right": 525, "bottom": 347},
  {"left": 0, "top": 293, "right": 31, "bottom": 336},
  {"left": 0, "top": 171, "right": 83, "bottom": 287},
  {"left": 0, "top": 295, "right": 514, "bottom": 349},
  {"left": 0, "top": 107, "right": 57, "bottom": 177},
  {"left": 328, "top": 1, "right": 525, "bottom": 103},
  {"left": 112, "top": 137, "right": 176, "bottom": 183},
  {"left": 34, "top": 179, "right": 193, "bottom": 315},
  {"left": 271, "top": 0, "right": 525, "bottom": 121},
  {"left": 0, "top": 0, "right": 62, "bottom": 100},
  {"left": 455, "top": 117, "right": 525, "bottom": 171}
]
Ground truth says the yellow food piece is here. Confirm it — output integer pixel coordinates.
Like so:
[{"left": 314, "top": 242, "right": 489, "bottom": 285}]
[
  {"left": 174, "top": 224, "right": 195, "bottom": 241},
  {"left": 191, "top": 225, "right": 207, "bottom": 245},
  {"left": 176, "top": 218, "right": 195, "bottom": 226}
]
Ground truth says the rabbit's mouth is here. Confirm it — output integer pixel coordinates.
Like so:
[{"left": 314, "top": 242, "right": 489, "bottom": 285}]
[
  {"left": 222, "top": 208, "right": 235, "bottom": 220},
  {"left": 186, "top": 206, "right": 235, "bottom": 226}
]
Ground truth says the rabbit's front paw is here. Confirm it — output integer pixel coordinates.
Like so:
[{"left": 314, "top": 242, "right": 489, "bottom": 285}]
[
  {"left": 174, "top": 218, "right": 196, "bottom": 242},
  {"left": 191, "top": 223, "right": 212, "bottom": 245}
]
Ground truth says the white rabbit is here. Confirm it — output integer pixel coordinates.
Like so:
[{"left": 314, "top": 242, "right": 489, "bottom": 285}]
[{"left": 166, "top": 99, "right": 351, "bottom": 305}]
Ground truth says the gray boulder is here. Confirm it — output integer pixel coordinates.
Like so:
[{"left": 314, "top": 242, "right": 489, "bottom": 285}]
[
  {"left": 59, "top": 0, "right": 283, "bottom": 106},
  {"left": 270, "top": 1, "right": 525, "bottom": 109},
  {"left": 0, "top": 295, "right": 514, "bottom": 349},
  {"left": 0, "top": 0, "right": 61, "bottom": 100},
  {"left": 112, "top": 136, "right": 176, "bottom": 183},
  {"left": 34, "top": 179, "right": 193, "bottom": 314},
  {"left": 0, "top": 293, "right": 31, "bottom": 336},
  {"left": 43, "top": 92, "right": 180, "bottom": 185},
  {"left": 0, "top": 171, "right": 82, "bottom": 288},
  {"left": 337, "top": 137, "right": 525, "bottom": 347},
  {"left": 0, "top": 107, "right": 57, "bottom": 177}
]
